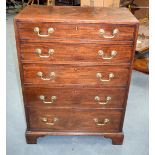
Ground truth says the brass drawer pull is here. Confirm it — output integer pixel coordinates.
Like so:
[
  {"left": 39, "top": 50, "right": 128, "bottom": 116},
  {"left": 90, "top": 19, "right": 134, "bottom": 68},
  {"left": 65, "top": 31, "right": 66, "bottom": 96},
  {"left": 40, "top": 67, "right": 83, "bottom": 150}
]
[
  {"left": 39, "top": 95, "right": 57, "bottom": 104},
  {"left": 41, "top": 117, "right": 58, "bottom": 126},
  {"left": 99, "top": 28, "right": 119, "bottom": 39},
  {"left": 34, "top": 27, "right": 54, "bottom": 37},
  {"left": 98, "top": 50, "right": 117, "bottom": 60},
  {"left": 37, "top": 72, "right": 56, "bottom": 81},
  {"left": 96, "top": 72, "right": 114, "bottom": 82},
  {"left": 95, "top": 96, "right": 111, "bottom": 105},
  {"left": 93, "top": 118, "right": 110, "bottom": 126},
  {"left": 35, "top": 48, "right": 54, "bottom": 58}
]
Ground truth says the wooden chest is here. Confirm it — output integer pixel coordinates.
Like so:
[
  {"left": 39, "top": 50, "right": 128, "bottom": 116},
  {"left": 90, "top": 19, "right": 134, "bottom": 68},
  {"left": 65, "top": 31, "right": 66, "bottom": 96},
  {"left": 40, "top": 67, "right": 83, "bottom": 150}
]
[{"left": 14, "top": 6, "right": 139, "bottom": 145}]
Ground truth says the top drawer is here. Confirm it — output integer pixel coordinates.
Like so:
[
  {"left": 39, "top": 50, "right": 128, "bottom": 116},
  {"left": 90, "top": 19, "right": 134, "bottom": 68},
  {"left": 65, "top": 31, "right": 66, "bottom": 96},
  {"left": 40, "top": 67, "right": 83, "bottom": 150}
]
[{"left": 17, "top": 22, "right": 135, "bottom": 41}]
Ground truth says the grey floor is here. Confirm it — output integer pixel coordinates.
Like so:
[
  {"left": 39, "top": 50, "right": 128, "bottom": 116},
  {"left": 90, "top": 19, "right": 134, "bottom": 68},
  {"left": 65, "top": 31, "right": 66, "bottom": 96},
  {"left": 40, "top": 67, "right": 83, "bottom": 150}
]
[{"left": 6, "top": 14, "right": 149, "bottom": 155}]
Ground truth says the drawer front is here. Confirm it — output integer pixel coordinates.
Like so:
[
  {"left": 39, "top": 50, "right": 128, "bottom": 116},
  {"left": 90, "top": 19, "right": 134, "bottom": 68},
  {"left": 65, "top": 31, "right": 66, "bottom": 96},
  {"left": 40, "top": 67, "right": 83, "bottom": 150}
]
[
  {"left": 27, "top": 108, "right": 123, "bottom": 132},
  {"left": 23, "top": 65, "right": 130, "bottom": 86},
  {"left": 18, "top": 22, "right": 134, "bottom": 41},
  {"left": 24, "top": 87, "right": 126, "bottom": 108},
  {"left": 21, "top": 43, "right": 133, "bottom": 64}
]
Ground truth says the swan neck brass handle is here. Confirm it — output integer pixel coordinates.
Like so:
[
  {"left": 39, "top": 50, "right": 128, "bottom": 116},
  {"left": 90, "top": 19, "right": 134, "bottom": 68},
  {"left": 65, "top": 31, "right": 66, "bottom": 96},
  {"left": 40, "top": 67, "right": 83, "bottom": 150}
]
[
  {"left": 41, "top": 117, "right": 58, "bottom": 126},
  {"left": 95, "top": 96, "right": 111, "bottom": 105},
  {"left": 98, "top": 50, "right": 117, "bottom": 60},
  {"left": 99, "top": 28, "right": 119, "bottom": 39},
  {"left": 34, "top": 27, "right": 54, "bottom": 37},
  {"left": 37, "top": 72, "right": 56, "bottom": 81},
  {"left": 96, "top": 72, "right": 114, "bottom": 82},
  {"left": 35, "top": 48, "right": 54, "bottom": 58},
  {"left": 93, "top": 118, "right": 110, "bottom": 126},
  {"left": 39, "top": 95, "right": 57, "bottom": 104}
]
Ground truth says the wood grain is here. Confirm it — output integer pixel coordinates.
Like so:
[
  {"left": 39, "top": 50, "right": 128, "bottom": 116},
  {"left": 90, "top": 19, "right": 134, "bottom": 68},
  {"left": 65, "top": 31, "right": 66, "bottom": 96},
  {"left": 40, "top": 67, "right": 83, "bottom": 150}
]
[
  {"left": 24, "top": 87, "right": 127, "bottom": 108},
  {"left": 18, "top": 22, "right": 135, "bottom": 41},
  {"left": 26, "top": 130, "right": 124, "bottom": 144},
  {"left": 14, "top": 6, "right": 139, "bottom": 145},
  {"left": 14, "top": 6, "right": 138, "bottom": 24},
  {"left": 20, "top": 43, "right": 133, "bottom": 64},
  {"left": 27, "top": 107, "right": 123, "bottom": 132},
  {"left": 23, "top": 64, "right": 130, "bottom": 86}
]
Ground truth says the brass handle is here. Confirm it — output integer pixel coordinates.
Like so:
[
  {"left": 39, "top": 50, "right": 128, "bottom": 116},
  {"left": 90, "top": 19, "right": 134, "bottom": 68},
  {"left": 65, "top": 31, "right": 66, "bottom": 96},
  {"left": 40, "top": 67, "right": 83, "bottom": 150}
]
[
  {"left": 93, "top": 118, "right": 110, "bottom": 126},
  {"left": 37, "top": 72, "right": 56, "bottom": 81},
  {"left": 96, "top": 72, "right": 114, "bottom": 82},
  {"left": 34, "top": 27, "right": 54, "bottom": 37},
  {"left": 99, "top": 28, "right": 119, "bottom": 39},
  {"left": 35, "top": 48, "right": 54, "bottom": 58},
  {"left": 95, "top": 96, "right": 111, "bottom": 105},
  {"left": 39, "top": 95, "right": 57, "bottom": 104},
  {"left": 98, "top": 50, "right": 117, "bottom": 60},
  {"left": 41, "top": 117, "right": 58, "bottom": 125}
]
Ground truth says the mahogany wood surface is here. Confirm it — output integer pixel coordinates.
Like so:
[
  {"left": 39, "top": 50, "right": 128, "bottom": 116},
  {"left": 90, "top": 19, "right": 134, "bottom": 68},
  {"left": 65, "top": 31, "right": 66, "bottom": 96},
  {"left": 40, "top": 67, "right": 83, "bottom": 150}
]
[
  {"left": 14, "top": 5, "right": 138, "bottom": 24},
  {"left": 24, "top": 87, "right": 127, "bottom": 108},
  {"left": 27, "top": 107, "right": 123, "bottom": 132},
  {"left": 17, "top": 22, "right": 135, "bottom": 41},
  {"left": 23, "top": 65, "right": 130, "bottom": 86},
  {"left": 21, "top": 43, "right": 133, "bottom": 64},
  {"left": 26, "top": 131, "right": 124, "bottom": 145},
  {"left": 14, "top": 6, "right": 139, "bottom": 145}
]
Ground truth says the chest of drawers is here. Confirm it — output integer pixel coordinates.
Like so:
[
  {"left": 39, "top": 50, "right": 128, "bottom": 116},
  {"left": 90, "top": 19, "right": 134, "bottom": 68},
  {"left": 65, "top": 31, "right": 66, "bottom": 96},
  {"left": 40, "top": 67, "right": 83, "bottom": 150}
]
[{"left": 14, "top": 5, "right": 139, "bottom": 145}]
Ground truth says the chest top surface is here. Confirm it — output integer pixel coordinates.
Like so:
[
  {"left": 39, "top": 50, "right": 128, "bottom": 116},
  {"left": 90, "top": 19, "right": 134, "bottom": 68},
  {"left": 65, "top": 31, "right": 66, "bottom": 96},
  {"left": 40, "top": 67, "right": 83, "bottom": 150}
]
[{"left": 15, "top": 5, "right": 138, "bottom": 24}]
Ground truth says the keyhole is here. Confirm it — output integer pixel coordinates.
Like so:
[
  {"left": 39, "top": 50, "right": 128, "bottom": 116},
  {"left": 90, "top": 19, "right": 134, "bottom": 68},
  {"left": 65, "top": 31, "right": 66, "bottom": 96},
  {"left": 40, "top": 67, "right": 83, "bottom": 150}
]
[
  {"left": 74, "top": 67, "right": 78, "bottom": 71},
  {"left": 73, "top": 89, "right": 78, "bottom": 94}
]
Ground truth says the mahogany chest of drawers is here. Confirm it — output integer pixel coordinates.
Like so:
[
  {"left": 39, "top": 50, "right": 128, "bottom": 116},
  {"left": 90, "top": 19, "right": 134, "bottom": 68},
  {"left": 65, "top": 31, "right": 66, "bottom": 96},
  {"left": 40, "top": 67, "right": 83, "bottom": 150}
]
[{"left": 14, "top": 5, "right": 139, "bottom": 145}]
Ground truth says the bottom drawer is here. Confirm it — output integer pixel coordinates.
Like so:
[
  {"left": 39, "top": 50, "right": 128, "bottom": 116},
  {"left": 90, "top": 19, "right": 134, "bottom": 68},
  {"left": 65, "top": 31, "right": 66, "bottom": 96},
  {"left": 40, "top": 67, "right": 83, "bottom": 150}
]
[{"left": 27, "top": 108, "right": 123, "bottom": 133}]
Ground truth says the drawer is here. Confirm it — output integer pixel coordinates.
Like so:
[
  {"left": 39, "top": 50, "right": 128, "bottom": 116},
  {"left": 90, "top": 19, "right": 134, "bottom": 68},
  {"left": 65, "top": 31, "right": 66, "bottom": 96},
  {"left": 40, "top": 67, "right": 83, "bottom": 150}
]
[
  {"left": 21, "top": 43, "right": 133, "bottom": 64},
  {"left": 18, "top": 22, "right": 135, "bottom": 41},
  {"left": 24, "top": 87, "right": 127, "bottom": 109},
  {"left": 23, "top": 65, "right": 130, "bottom": 87},
  {"left": 27, "top": 108, "right": 123, "bottom": 132}
]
